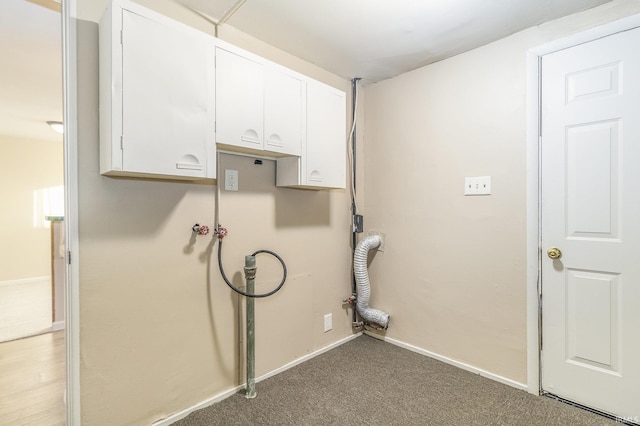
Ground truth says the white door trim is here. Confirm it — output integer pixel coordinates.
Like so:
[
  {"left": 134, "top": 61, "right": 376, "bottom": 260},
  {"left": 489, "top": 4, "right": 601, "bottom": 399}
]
[
  {"left": 526, "top": 12, "right": 640, "bottom": 395},
  {"left": 62, "top": 0, "right": 81, "bottom": 424}
]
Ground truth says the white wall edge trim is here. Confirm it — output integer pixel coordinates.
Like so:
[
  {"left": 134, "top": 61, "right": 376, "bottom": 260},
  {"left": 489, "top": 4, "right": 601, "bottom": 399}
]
[
  {"left": 63, "top": 0, "right": 81, "bottom": 424},
  {"left": 525, "top": 49, "right": 541, "bottom": 396},
  {"left": 525, "top": 11, "right": 640, "bottom": 398},
  {"left": 151, "top": 332, "right": 362, "bottom": 426},
  {"left": 366, "top": 333, "right": 527, "bottom": 391},
  {"left": 0, "top": 276, "right": 51, "bottom": 288},
  {"left": 151, "top": 385, "right": 246, "bottom": 426}
]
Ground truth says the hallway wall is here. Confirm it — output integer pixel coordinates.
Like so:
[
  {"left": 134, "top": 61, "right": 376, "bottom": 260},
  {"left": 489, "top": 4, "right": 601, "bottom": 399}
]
[{"left": 0, "top": 135, "right": 63, "bottom": 282}]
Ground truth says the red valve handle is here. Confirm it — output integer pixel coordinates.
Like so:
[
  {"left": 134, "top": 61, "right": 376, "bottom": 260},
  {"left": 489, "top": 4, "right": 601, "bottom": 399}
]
[
  {"left": 215, "top": 227, "right": 228, "bottom": 240},
  {"left": 192, "top": 224, "right": 210, "bottom": 236}
]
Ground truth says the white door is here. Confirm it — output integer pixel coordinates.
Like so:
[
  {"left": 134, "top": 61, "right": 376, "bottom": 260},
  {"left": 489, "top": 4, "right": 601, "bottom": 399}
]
[{"left": 541, "top": 27, "right": 640, "bottom": 420}]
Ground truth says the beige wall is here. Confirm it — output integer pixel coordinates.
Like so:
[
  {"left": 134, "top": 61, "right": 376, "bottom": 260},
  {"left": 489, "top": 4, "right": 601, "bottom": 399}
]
[
  {"left": 75, "top": 1, "right": 352, "bottom": 424},
  {"left": 74, "top": 0, "right": 640, "bottom": 423},
  {"left": 0, "top": 134, "right": 63, "bottom": 281},
  {"left": 362, "top": 0, "right": 640, "bottom": 385}
]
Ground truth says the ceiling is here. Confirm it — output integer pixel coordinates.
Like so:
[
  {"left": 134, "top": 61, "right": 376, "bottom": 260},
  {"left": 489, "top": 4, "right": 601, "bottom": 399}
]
[
  {"left": 0, "top": 0, "right": 62, "bottom": 143},
  {"left": 0, "top": 0, "right": 613, "bottom": 143},
  {"left": 177, "top": 0, "right": 612, "bottom": 84}
]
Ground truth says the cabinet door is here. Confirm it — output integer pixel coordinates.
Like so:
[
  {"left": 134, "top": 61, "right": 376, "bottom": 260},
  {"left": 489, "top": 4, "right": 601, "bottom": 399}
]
[
  {"left": 264, "top": 68, "right": 302, "bottom": 156},
  {"left": 305, "top": 81, "right": 346, "bottom": 188},
  {"left": 121, "top": 10, "right": 215, "bottom": 178},
  {"left": 216, "top": 48, "right": 264, "bottom": 150}
]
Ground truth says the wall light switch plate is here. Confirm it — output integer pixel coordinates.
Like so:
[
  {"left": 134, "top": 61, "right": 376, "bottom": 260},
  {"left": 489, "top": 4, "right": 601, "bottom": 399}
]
[
  {"left": 224, "top": 169, "right": 238, "bottom": 191},
  {"left": 464, "top": 176, "right": 491, "bottom": 195}
]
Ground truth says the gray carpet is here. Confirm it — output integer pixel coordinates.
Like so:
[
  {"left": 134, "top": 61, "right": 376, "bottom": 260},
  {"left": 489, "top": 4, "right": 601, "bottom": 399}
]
[{"left": 173, "top": 335, "right": 615, "bottom": 425}]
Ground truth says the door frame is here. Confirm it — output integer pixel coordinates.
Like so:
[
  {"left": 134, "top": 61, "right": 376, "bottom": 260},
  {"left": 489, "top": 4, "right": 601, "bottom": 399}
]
[
  {"left": 526, "top": 13, "right": 640, "bottom": 396},
  {"left": 62, "top": 0, "right": 81, "bottom": 424}
]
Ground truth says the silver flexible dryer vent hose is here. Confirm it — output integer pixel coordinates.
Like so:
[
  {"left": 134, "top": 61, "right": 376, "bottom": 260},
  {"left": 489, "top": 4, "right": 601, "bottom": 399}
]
[{"left": 354, "top": 235, "right": 390, "bottom": 329}]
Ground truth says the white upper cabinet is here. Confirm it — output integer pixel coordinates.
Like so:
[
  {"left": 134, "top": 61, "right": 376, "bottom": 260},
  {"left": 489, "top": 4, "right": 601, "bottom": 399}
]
[
  {"left": 277, "top": 80, "right": 346, "bottom": 189},
  {"left": 100, "top": 0, "right": 215, "bottom": 180},
  {"left": 305, "top": 80, "right": 346, "bottom": 188},
  {"left": 215, "top": 47, "right": 264, "bottom": 152},
  {"left": 100, "top": 0, "right": 343, "bottom": 189},
  {"left": 264, "top": 68, "right": 303, "bottom": 156},
  {"left": 215, "top": 46, "right": 302, "bottom": 156}
]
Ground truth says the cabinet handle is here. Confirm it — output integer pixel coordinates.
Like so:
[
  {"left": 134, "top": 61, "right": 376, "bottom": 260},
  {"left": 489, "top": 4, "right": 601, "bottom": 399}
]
[
  {"left": 308, "top": 170, "right": 323, "bottom": 182},
  {"left": 241, "top": 129, "right": 261, "bottom": 145},
  {"left": 176, "top": 163, "right": 203, "bottom": 171},
  {"left": 266, "top": 134, "right": 283, "bottom": 148},
  {"left": 240, "top": 136, "right": 261, "bottom": 144}
]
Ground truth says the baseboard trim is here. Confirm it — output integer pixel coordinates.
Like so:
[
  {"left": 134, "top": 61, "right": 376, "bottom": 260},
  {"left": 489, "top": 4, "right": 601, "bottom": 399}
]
[
  {"left": 52, "top": 321, "right": 65, "bottom": 331},
  {"left": 365, "top": 332, "right": 527, "bottom": 391},
  {"left": 152, "top": 332, "right": 362, "bottom": 426},
  {"left": 0, "top": 276, "right": 50, "bottom": 288},
  {"left": 152, "top": 385, "right": 245, "bottom": 426}
]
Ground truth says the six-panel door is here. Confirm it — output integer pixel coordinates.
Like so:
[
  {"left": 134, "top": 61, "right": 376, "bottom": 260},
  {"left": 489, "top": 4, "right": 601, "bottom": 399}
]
[{"left": 541, "top": 27, "right": 640, "bottom": 419}]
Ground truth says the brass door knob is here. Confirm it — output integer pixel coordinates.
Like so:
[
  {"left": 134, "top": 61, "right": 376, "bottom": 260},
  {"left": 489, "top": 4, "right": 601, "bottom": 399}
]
[{"left": 547, "top": 247, "right": 562, "bottom": 260}]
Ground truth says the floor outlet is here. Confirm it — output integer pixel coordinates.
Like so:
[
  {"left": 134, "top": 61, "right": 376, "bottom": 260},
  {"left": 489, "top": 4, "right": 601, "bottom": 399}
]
[{"left": 323, "top": 313, "right": 332, "bottom": 332}]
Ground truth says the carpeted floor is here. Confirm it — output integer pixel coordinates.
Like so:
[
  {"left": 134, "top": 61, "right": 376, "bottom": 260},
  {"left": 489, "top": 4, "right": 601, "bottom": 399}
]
[{"left": 173, "top": 335, "right": 616, "bottom": 425}]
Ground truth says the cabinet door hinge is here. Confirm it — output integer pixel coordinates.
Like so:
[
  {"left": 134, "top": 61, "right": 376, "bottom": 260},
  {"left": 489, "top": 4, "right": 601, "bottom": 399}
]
[
  {"left": 67, "top": 250, "right": 72, "bottom": 265},
  {"left": 120, "top": 135, "right": 124, "bottom": 150},
  {"left": 120, "top": 29, "right": 123, "bottom": 45}
]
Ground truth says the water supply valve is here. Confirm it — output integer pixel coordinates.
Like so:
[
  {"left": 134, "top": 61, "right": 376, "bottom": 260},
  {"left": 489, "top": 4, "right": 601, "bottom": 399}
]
[
  {"left": 192, "top": 223, "right": 210, "bottom": 236},
  {"left": 343, "top": 295, "right": 357, "bottom": 305},
  {"left": 215, "top": 226, "right": 228, "bottom": 240}
]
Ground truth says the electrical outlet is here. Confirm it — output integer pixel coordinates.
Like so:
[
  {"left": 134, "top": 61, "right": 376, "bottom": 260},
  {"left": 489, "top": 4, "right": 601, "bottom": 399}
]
[
  {"left": 323, "top": 313, "right": 332, "bottom": 332},
  {"left": 225, "top": 169, "right": 238, "bottom": 191},
  {"left": 464, "top": 176, "right": 491, "bottom": 196}
]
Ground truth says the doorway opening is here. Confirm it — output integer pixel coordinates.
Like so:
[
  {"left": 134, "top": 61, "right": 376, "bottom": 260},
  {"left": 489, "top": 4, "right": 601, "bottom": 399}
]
[{"left": 0, "top": 0, "right": 66, "bottom": 424}]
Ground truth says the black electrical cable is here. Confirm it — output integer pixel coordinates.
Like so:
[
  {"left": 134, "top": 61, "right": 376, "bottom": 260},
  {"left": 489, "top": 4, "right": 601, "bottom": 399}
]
[{"left": 217, "top": 239, "right": 287, "bottom": 298}]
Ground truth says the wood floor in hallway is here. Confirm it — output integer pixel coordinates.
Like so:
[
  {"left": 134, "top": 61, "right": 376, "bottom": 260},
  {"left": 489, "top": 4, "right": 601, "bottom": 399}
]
[{"left": 0, "top": 331, "right": 65, "bottom": 425}]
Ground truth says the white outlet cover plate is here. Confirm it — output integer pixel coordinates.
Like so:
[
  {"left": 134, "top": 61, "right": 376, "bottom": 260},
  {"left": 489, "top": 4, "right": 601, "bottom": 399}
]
[
  {"left": 323, "top": 313, "right": 332, "bottom": 332},
  {"left": 464, "top": 176, "right": 491, "bottom": 195},
  {"left": 225, "top": 169, "right": 238, "bottom": 191}
]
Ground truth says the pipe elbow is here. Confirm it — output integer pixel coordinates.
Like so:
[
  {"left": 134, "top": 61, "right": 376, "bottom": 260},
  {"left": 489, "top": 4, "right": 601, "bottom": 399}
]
[
  {"left": 358, "top": 306, "right": 390, "bottom": 330},
  {"left": 353, "top": 235, "right": 390, "bottom": 329}
]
